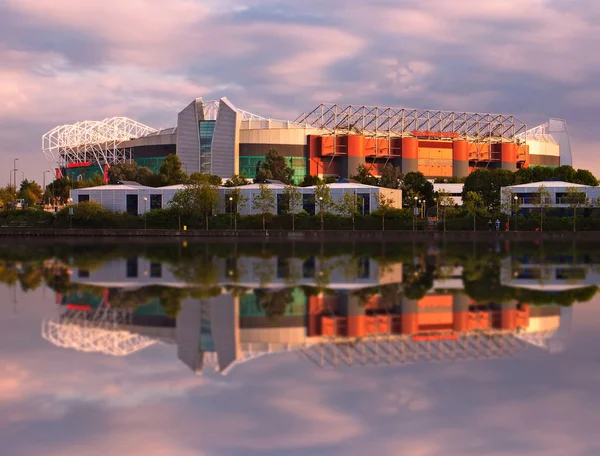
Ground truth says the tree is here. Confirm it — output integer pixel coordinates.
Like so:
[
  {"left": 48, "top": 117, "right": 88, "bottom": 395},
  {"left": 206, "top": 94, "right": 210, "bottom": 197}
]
[
  {"left": 337, "top": 191, "right": 359, "bottom": 230},
  {"left": 314, "top": 181, "right": 333, "bottom": 230},
  {"left": 108, "top": 162, "right": 139, "bottom": 184},
  {"left": 160, "top": 154, "right": 187, "bottom": 185},
  {"left": 374, "top": 192, "right": 394, "bottom": 231},
  {"left": 553, "top": 165, "right": 577, "bottom": 183},
  {"left": 227, "top": 187, "right": 248, "bottom": 231},
  {"left": 255, "top": 148, "right": 294, "bottom": 184},
  {"left": 575, "top": 169, "right": 598, "bottom": 186},
  {"left": 564, "top": 186, "right": 589, "bottom": 232},
  {"left": 253, "top": 183, "right": 276, "bottom": 231},
  {"left": 300, "top": 175, "right": 321, "bottom": 187},
  {"left": 462, "top": 169, "right": 514, "bottom": 211},
  {"left": 533, "top": 184, "right": 551, "bottom": 232},
  {"left": 283, "top": 185, "right": 303, "bottom": 231},
  {"left": 188, "top": 172, "right": 222, "bottom": 186},
  {"left": 464, "top": 191, "right": 485, "bottom": 231},
  {"left": 402, "top": 172, "right": 434, "bottom": 206},
  {"left": 351, "top": 164, "right": 378, "bottom": 186},
  {"left": 379, "top": 164, "right": 403, "bottom": 189},
  {"left": 18, "top": 180, "right": 43, "bottom": 206},
  {"left": 436, "top": 189, "right": 454, "bottom": 232},
  {"left": 223, "top": 174, "right": 249, "bottom": 187},
  {"left": 169, "top": 181, "right": 219, "bottom": 230}
]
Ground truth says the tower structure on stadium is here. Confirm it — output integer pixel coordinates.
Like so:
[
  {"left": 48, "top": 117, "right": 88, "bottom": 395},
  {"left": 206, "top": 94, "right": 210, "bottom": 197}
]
[{"left": 42, "top": 97, "right": 572, "bottom": 183}]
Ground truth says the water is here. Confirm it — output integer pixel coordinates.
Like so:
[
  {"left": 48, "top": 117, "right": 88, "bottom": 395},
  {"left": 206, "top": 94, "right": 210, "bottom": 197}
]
[{"left": 1, "top": 238, "right": 600, "bottom": 455}]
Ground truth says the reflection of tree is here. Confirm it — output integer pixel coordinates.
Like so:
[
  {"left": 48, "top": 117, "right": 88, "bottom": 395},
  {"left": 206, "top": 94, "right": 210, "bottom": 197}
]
[
  {"left": 255, "top": 288, "right": 295, "bottom": 320},
  {"left": 402, "top": 263, "right": 434, "bottom": 300},
  {"left": 0, "top": 263, "right": 19, "bottom": 286},
  {"left": 109, "top": 286, "right": 191, "bottom": 318},
  {"left": 253, "top": 259, "right": 275, "bottom": 288}
]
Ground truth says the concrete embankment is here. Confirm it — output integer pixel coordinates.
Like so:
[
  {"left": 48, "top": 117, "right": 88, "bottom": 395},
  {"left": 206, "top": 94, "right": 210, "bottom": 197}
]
[{"left": 0, "top": 228, "right": 597, "bottom": 242}]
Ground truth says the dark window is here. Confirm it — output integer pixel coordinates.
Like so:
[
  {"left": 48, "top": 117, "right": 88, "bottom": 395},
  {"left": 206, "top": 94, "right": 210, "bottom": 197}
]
[
  {"left": 126, "top": 194, "right": 138, "bottom": 216},
  {"left": 277, "top": 257, "right": 290, "bottom": 278},
  {"left": 357, "top": 257, "right": 370, "bottom": 279},
  {"left": 225, "top": 193, "right": 234, "bottom": 214},
  {"left": 277, "top": 193, "right": 289, "bottom": 215},
  {"left": 78, "top": 194, "right": 90, "bottom": 203},
  {"left": 302, "top": 194, "right": 315, "bottom": 216},
  {"left": 150, "top": 262, "right": 162, "bottom": 278},
  {"left": 303, "top": 257, "right": 315, "bottom": 278},
  {"left": 357, "top": 193, "right": 370, "bottom": 215},
  {"left": 150, "top": 194, "right": 162, "bottom": 210},
  {"left": 126, "top": 257, "right": 138, "bottom": 278},
  {"left": 225, "top": 257, "right": 237, "bottom": 278},
  {"left": 78, "top": 269, "right": 90, "bottom": 278}
]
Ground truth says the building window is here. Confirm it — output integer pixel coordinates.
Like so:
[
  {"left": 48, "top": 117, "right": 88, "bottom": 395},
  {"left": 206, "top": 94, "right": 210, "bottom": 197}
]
[
  {"left": 150, "top": 262, "right": 162, "bottom": 278},
  {"left": 303, "top": 257, "right": 315, "bottom": 278},
  {"left": 126, "top": 194, "right": 138, "bottom": 216},
  {"left": 357, "top": 257, "right": 370, "bottom": 279},
  {"left": 78, "top": 194, "right": 90, "bottom": 203},
  {"left": 126, "top": 257, "right": 138, "bottom": 278},
  {"left": 78, "top": 269, "right": 90, "bottom": 278},
  {"left": 150, "top": 194, "right": 162, "bottom": 210},
  {"left": 357, "top": 193, "right": 370, "bottom": 215},
  {"left": 277, "top": 193, "right": 289, "bottom": 215},
  {"left": 302, "top": 194, "right": 315, "bottom": 216},
  {"left": 277, "top": 257, "right": 290, "bottom": 278}
]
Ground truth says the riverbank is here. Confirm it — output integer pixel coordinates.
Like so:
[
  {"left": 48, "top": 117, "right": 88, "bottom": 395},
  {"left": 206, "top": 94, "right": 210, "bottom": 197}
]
[{"left": 0, "top": 228, "right": 597, "bottom": 241}]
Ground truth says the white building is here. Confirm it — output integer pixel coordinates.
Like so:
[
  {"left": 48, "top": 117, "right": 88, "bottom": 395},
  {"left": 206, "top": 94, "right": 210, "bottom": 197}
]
[
  {"left": 500, "top": 181, "right": 599, "bottom": 213},
  {"left": 433, "top": 183, "right": 463, "bottom": 206},
  {"left": 70, "top": 182, "right": 402, "bottom": 216}
]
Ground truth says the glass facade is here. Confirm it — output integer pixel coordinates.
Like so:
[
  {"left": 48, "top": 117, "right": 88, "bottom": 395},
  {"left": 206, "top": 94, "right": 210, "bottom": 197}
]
[
  {"left": 239, "top": 156, "right": 307, "bottom": 184},
  {"left": 135, "top": 157, "right": 166, "bottom": 174},
  {"left": 199, "top": 121, "right": 216, "bottom": 174},
  {"left": 240, "top": 288, "right": 307, "bottom": 317}
]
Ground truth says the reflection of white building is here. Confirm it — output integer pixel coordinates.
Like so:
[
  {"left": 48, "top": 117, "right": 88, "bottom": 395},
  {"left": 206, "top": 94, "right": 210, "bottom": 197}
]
[
  {"left": 500, "top": 257, "right": 600, "bottom": 291},
  {"left": 68, "top": 255, "right": 402, "bottom": 291}
]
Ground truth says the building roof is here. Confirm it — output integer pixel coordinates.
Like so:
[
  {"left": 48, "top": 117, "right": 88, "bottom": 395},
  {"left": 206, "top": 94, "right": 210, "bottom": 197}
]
[
  {"left": 433, "top": 183, "right": 464, "bottom": 191},
  {"left": 73, "top": 184, "right": 152, "bottom": 191},
  {"left": 306, "top": 182, "right": 384, "bottom": 190},
  {"left": 507, "top": 181, "right": 592, "bottom": 189}
]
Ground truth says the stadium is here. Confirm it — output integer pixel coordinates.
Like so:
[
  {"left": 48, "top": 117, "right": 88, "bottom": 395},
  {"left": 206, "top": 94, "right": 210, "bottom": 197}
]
[{"left": 42, "top": 97, "right": 573, "bottom": 183}]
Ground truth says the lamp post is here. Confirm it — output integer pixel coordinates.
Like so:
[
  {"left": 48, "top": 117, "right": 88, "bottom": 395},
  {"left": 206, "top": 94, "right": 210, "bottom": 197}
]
[
  {"left": 413, "top": 196, "right": 418, "bottom": 231},
  {"left": 319, "top": 196, "right": 324, "bottom": 231},
  {"left": 229, "top": 196, "right": 234, "bottom": 230},
  {"left": 13, "top": 158, "right": 18, "bottom": 203},
  {"left": 434, "top": 197, "right": 438, "bottom": 229},
  {"left": 513, "top": 195, "right": 518, "bottom": 232},
  {"left": 143, "top": 196, "right": 148, "bottom": 229},
  {"left": 43, "top": 170, "right": 51, "bottom": 206}
]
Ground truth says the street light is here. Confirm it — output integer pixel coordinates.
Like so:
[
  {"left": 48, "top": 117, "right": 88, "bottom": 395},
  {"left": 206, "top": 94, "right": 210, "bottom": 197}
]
[
  {"left": 513, "top": 195, "right": 519, "bottom": 232},
  {"left": 319, "top": 196, "right": 324, "bottom": 231},
  {"left": 413, "top": 196, "right": 418, "bottom": 231},
  {"left": 43, "top": 170, "right": 51, "bottom": 206},
  {"left": 229, "top": 196, "right": 234, "bottom": 230},
  {"left": 143, "top": 196, "right": 148, "bottom": 229},
  {"left": 13, "top": 158, "right": 18, "bottom": 203}
]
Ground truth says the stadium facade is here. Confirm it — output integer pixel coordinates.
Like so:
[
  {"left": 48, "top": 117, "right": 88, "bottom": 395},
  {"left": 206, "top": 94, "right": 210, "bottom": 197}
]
[{"left": 42, "top": 97, "right": 573, "bottom": 183}]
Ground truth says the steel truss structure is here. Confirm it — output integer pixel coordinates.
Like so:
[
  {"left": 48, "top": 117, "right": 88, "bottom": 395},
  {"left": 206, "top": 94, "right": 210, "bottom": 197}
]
[
  {"left": 299, "top": 329, "right": 553, "bottom": 369},
  {"left": 42, "top": 117, "right": 157, "bottom": 173},
  {"left": 296, "top": 103, "right": 527, "bottom": 145},
  {"left": 42, "top": 306, "right": 158, "bottom": 356}
]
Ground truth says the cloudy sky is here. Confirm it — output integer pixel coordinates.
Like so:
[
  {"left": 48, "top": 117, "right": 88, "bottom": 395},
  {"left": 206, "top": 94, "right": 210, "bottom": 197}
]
[
  {"left": 1, "top": 0, "right": 600, "bottom": 182},
  {"left": 1, "top": 284, "right": 600, "bottom": 455}
]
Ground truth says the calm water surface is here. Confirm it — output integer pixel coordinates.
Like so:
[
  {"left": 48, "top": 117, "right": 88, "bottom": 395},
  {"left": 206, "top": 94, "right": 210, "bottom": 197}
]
[{"left": 1, "top": 238, "right": 600, "bottom": 455}]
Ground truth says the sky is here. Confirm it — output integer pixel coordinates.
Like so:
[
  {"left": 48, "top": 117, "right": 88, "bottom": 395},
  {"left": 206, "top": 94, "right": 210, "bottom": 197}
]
[
  {"left": 1, "top": 284, "right": 600, "bottom": 455},
  {"left": 1, "top": 0, "right": 600, "bottom": 184}
]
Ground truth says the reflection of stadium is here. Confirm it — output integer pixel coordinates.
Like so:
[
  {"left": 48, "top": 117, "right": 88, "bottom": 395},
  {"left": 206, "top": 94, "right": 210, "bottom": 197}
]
[{"left": 42, "top": 256, "right": 570, "bottom": 375}]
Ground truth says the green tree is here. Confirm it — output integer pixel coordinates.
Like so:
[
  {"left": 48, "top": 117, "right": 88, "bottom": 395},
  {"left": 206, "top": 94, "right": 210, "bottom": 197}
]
[
  {"left": 300, "top": 175, "right": 321, "bottom": 187},
  {"left": 379, "top": 164, "right": 403, "bottom": 189},
  {"left": 575, "top": 169, "right": 598, "bottom": 186},
  {"left": 169, "top": 181, "right": 219, "bottom": 230},
  {"left": 374, "top": 192, "right": 394, "bottom": 231},
  {"left": 188, "top": 172, "right": 222, "bottom": 186},
  {"left": 464, "top": 191, "right": 485, "bottom": 231},
  {"left": 552, "top": 165, "right": 577, "bottom": 183},
  {"left": 223, "top": 174, "right": 249, "bottom": 187},
  {"left": 160, "top": 154, "right": 187, "bottom": 185},
  {"left": 108, "top": 162, "right": 139, "bottom": 184},
  {"left": 18, "top": 179, "right": 43, "bottom": 206},
  {"left": 563, "top": 186, "right": 589, "bottom": 232},
  {"left": 314, "top": 181, "right": 333, "bottom": 230},
  {"left": 436, "top": 189, "right": 454, "bottom": 232},
  {"left": 462, "top": 169, "right": 514, "bottom": 210},
  {"left": 283, "top": 184, "right": 303, "bottom": 231},
  {"left": 402, "top": 172, "right": 434, "bottom": 206},
  {"left": 227, "top": 187, "right": 248, "bottom": 231},
  {"left": 351, "top": 164, "right": 378, "bottom": 186},
  {"left": 533, "top": 184, "right": 551, "bottom": 232},
  {"left": 255, "top": 148, "right": 294, "bottom": 184},
  {"left": 253, "top": 183, "right": 276, "bottom": 230},
  {"left": 337, "top": 191, "right": 359, "bottom": 230}
]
